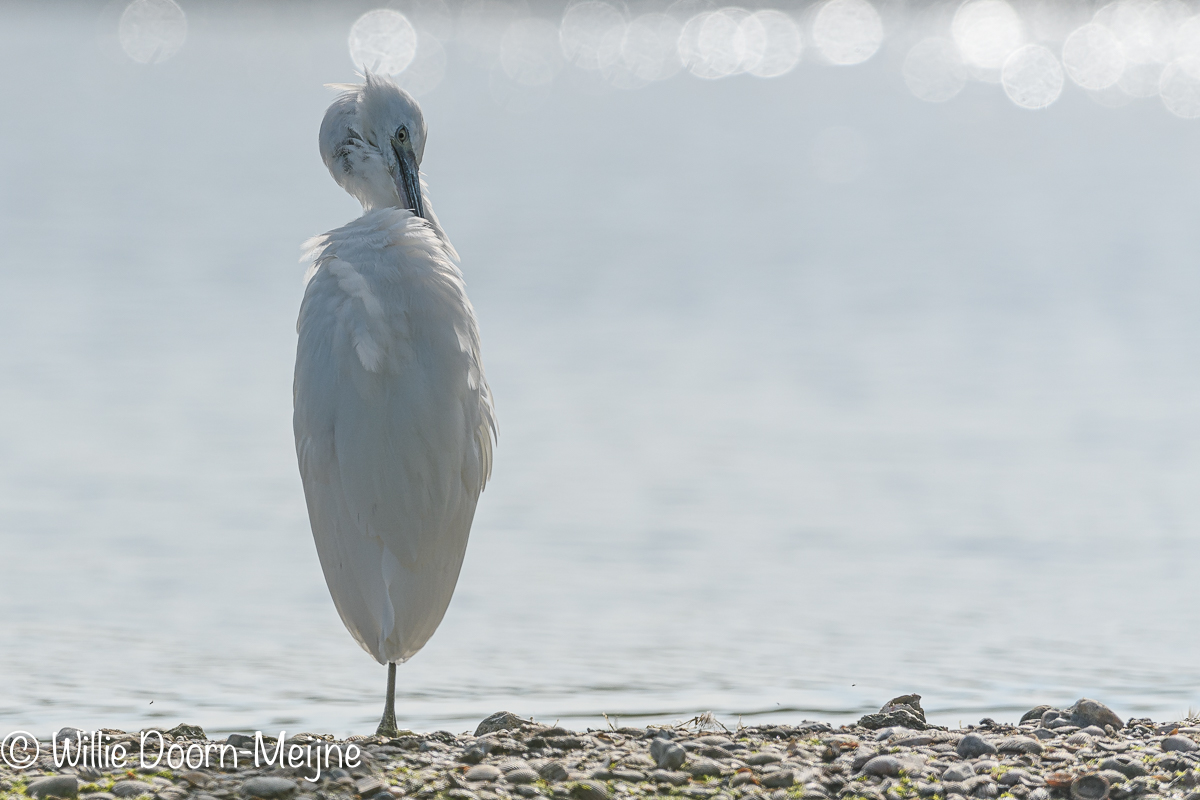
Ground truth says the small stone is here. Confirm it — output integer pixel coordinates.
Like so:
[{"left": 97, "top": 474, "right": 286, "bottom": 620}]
[
  {"left": 649, "top": 770, "right": 690, "bottom": 786},
  {"left": 1031, "top": 729, "right": 1056, "bottom": 740},
  {"left": 241, "top": 777, "right": 299, "bottom": 799},
  {"left": 761, "top": 771, "right": 795, "bottom": 789},
  {"left": 957, "top": 734, "right": 998, "bottom": 759},
  {"left": 465, "top": 766, "right": 502, "bottom": 783},
  {"left": 963, "top": 776, "right": 997, "bottom": 794},
  {"left": 998, "top": 737, "right": 1044, "bottom": 755},
  {"left": 515, "top": 788, "right": 541, "bottom": 798},
  {"left": 111, "top": 782, "right": 155, "bottom": 799},
  {"left": 1100, "top": 758, "right": 1148, "bottom": 779},
  {"left": 858, "top": 708, "right": 927, "bottom": 731},
  {"left": 544, "top": 736, "right": 584, "bottom": 751},
  {"left": 894, "top": 735, "right": 935, "bottom": 747},
  {"left": 609, "top": 770, "right": 645, "bottom": 782},
  {"left": 745, "top": 752, "right": 783, "bottom": 765},
  {"left": 1096, "top": 772, "right": 1127, "bottom": 786},
  {"left": 54, "top": 728, "right": 85, "bottom": 745},
  {"left": 686, "top": 759, "right": 723, "bottom": 778},
  {"left": 165, "top": 724, "right": 206, "bottom": 740},
  {"left": 507, "top": 770, "right": 539, "bottom": 785},
  {"left": 1155, "top": 754, "right": 1189, "bottom": 772},
  {"left": 1021, "top": 707, "right": 1053, "bottom": 725},
  {"left": 28, "top": 777, "right": 80, "bottom": 799},
  {"left": 355, "top": 779, "right": 385, "bottom": 796},
  {"left": 1068, "top": 700, "right": 1123, "bottom": 731},
  {"left": 943, "top": 765, "right": 976, "bottom": 783},
  {"left": 881, "top": 695, "right": 927, "bottom": 722},
  {"left": 227, "top": 734, "right": 256, "bottom": 749},
  {"left": 476, "top": 712, "right": 526, "bottom": 736},
  {"left": 1079, "top": 727, "right": 1107, "bottom": 738},
  {"left": 730, "top": 773, "right": 757, "bottom": 788},
  {"left": 650, "top": 739, "right": 687, "bottom": 771},
  {"left": 862, "top": 756, "right": 902, "bottom": 778},
  {"left": 539, "top": 762, "right": 570, "bottom": 783},
  {"left": 697, "top": 735, "right": 733, "bottom": 746},
  {"left": 569, "top": 781, "right": 609, "bottom": 800},
  {"left": 448, "top": 791, "right": 479, "bottom": 800},
  {"left": 999, "top": 770, "right": 1040, "bottom": 787},
  {"left": 82, "top": 794, "right": 115, "bottom": 800},
  {"left": 460, "top": 742, "right": 491, "bottom": 764},
  {"left": 1163, "top": 736, "right": 1199, "bottom": 753},
  {"left": 180, "top": 772, "right": 211, "bottom": 788}
]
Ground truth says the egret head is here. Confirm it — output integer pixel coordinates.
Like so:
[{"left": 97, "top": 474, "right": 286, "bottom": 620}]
[{"left": 319, "top": 72, "right": 428, "bottom": 216}]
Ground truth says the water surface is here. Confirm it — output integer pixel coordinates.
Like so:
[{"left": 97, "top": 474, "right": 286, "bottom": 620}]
[{"left": 2, "top": 2, "right": 1200, "bottom": 737}]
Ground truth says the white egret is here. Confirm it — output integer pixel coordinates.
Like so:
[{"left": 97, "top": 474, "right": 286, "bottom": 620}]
[{"left": 293, "top": 73, "right": 496, "bottom": 735}]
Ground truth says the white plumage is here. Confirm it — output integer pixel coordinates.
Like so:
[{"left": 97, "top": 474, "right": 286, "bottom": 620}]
[{"left": 293, "top": 74, "right": 495, "bottom": 731}]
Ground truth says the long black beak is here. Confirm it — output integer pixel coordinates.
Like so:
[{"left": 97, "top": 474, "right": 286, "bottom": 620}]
[{"left": 392, "top": 138, "right": 425, "bottom": 220}]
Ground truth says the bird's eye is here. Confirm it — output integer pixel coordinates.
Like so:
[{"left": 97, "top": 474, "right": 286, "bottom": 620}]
[{"left": 396, "top": 127, "right": 408, "bottom": 143}]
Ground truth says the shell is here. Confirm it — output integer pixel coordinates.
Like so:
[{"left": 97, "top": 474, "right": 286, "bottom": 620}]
[
  {"left": 1045, "top": 772, "right": 1075, "bottom": 789},
  {"left": 1070, "top": 774, "right": 1110, "bottom": 800}
]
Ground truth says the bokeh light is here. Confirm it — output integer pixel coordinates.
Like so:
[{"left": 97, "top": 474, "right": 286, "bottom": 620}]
[
  {"left": 321, "top": 0, "right": 1200, "bottom": 118},
  {"left": 1118, "top": 61, "right": 1164, "bottom": 97},
  {"left": 811, "top": 0, "right": 884, "bottom": 66},
  {"left": 1160, "top": 57, "right": 1200, "bottom": 117},
  {"left": 677, "top": 9, "right": 728, "bottom": 79},
  {"left": 118, "top": 0, "right": 187, "bottom": 65},
  {"left": 397, "top": 33, "right": 447, "bottom": 96},
  {"left": 744, "top": 10, "right": 803, "bottom": 78},
  {"left": 1061, "top": 23, "right": 1125, "bottom": 91},
  {"left": 560, "top": 2, "right": 625, "bottom": 71},
  {"left": 458, "top": 0, "right": 529, "bottom": 61},
  {"left": 904, "top": 38, "right": 968, "bottom": 103},
  {"left": 501, "top": 18, "right": 563, "bottom": 86},
  {"left": 1173, "top": 16, "right": 1200, "bottom": 74},
  {"left": 953, "top": 0, "right": 1023, "bottom": 73},
  {"left": 619, "top": 14, "right": 684, "bottom": 83},
  {"left": 1002, "top": 43, "right": 1064, "bottom": 109},
  {"left": 1096, "top": 0, "right": 1185, "bottom": 67},
  {"left": 349, "top": 9, "right": 417, "bottom": 74},
  {"left": 390, "top": 0, "right": 455, "bottom": 44}
]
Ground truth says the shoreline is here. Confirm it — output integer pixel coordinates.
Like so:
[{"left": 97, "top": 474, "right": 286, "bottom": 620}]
[{"left": 3, "top": 698, "right": 1199, "bottom": 800}]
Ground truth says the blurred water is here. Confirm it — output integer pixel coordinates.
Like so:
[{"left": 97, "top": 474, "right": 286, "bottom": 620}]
[{"left": 2, "top": 1, "right": 1200, "bottom": 738}]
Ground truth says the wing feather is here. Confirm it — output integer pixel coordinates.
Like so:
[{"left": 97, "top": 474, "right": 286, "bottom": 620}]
[{"left": 294, "top": 209, "right": 495, "bottom": 664}]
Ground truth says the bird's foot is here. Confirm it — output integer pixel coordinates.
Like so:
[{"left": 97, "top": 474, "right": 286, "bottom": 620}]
[{"left": 376, "top": 709, "right": 399, "bottom": 737}]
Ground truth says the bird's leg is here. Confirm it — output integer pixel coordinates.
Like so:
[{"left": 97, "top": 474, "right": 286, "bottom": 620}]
[{"left": 376, "top": 662, "right": 399, "bottom": 737}]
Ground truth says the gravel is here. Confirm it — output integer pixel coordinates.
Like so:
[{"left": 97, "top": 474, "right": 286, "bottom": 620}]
[
  {"left": 27, "top": 776, "right": 79, "bottom": 799},
  {"left": 5, "top": 701, "right": 1198, "bottom": 800}
]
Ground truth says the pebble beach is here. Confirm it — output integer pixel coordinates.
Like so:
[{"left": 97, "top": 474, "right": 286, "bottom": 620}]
[{"left": 5, "top": 699, "right": 1200, "bottom": 800}]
